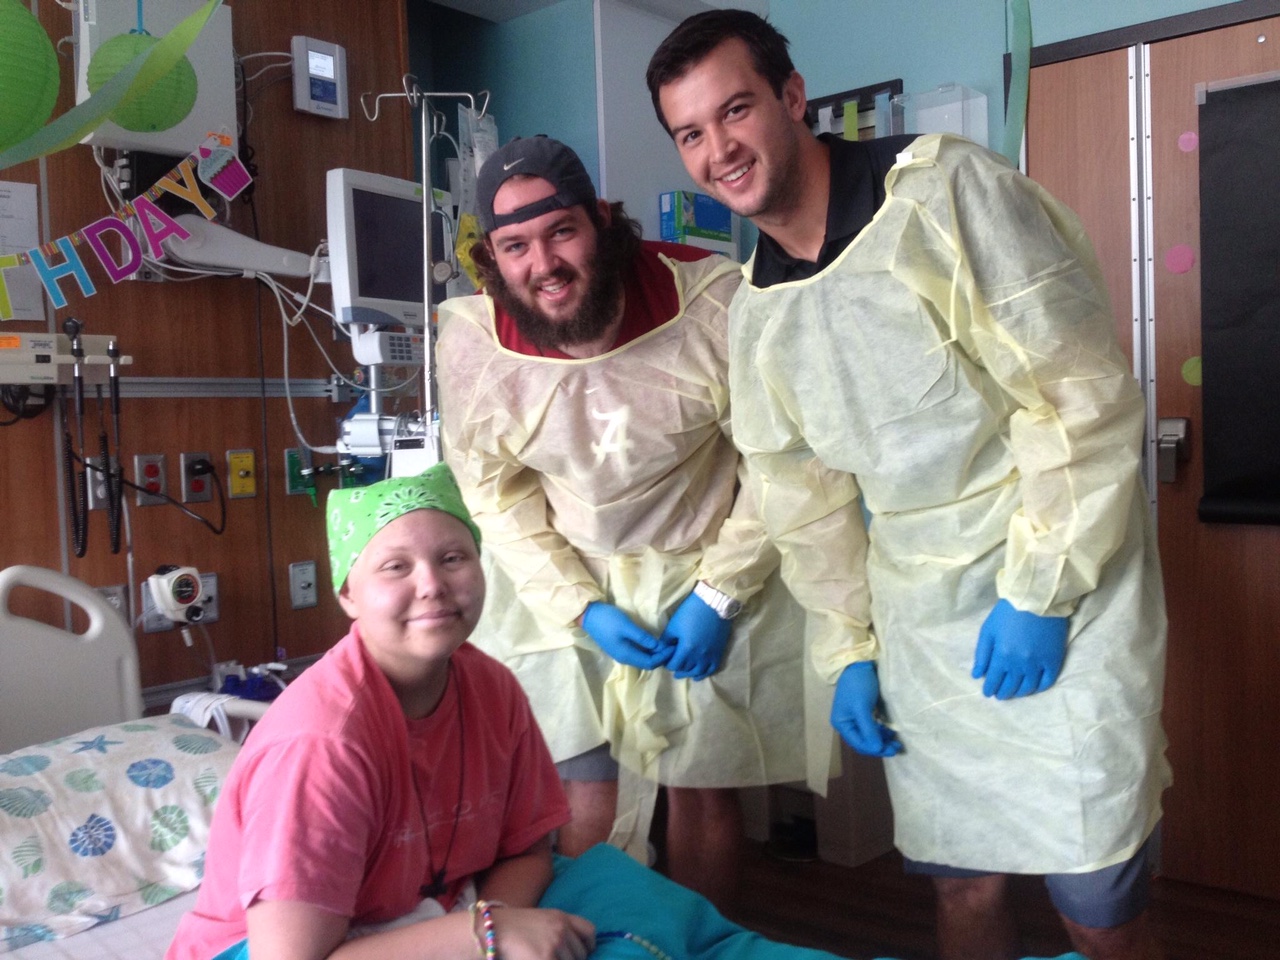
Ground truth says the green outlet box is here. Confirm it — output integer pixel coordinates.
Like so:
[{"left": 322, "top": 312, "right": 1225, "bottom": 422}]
[{"left": 284, "top": 448, "right": 311, "bottom": 496}]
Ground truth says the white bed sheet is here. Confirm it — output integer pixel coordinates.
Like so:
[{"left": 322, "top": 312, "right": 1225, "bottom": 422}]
[{"left": 8, "top": 891, "right": 194, "bottom": 960}]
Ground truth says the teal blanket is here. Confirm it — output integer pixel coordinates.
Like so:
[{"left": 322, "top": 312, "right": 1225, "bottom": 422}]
[{"left": 540, "top": 844, "right": 1084, "bottom": 960}]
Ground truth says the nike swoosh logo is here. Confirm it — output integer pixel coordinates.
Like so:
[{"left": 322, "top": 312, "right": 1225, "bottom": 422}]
[{"left": 503, "top": 158, "right": 525, "bottom": 171}]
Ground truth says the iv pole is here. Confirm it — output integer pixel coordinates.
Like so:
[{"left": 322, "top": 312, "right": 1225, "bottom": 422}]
[{"left": 359, "top": 76, "right": 491, "bottom": 462}]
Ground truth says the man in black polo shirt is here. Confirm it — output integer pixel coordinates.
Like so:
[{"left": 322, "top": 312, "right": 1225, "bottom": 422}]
[{"left": 648, "top": 11, "right": 1169, "bottom": 960}]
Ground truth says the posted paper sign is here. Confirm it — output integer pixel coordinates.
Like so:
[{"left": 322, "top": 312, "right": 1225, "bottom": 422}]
[{"left": 0, "top": 182, "right": 44, "bottom": 322}]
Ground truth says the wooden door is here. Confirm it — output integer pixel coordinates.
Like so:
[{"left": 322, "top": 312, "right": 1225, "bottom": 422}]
[
  {"left": 1147, "top": 16, "right": 1280, "bottom": 900},
  {"left": 1029, "top": 17, "right": 1280, "bottom": 901},
  {"left": 1026, "top": 48, "right": 1135, "bottom": 361}
]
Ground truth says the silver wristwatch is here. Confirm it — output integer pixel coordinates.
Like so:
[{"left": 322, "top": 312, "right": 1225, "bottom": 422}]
[{"left": 693, "top": 581, "right": 743, "bottom": 620}]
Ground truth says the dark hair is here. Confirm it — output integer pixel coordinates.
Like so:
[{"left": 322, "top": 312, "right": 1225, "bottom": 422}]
[
  {"left": 646, "top": 9, "right": 796, "bottom": 135},
  {"left": 470, "top": 201, "right": 643, "bottom": 289}
]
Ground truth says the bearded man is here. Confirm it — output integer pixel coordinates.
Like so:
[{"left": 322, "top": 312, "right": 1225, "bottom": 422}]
[{"left": 436, "top": 136, "right": 847, "bottom": 908}]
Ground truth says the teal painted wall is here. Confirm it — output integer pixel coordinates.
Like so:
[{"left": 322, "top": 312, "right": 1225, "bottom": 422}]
[
  {"left": 405, "top": 0, "right": 1262, "bottom": 196},
  {"left": 407, "top": 0, "right": 599, "bottom": 186},
  {"left": 770, "top": 0, "right": 1248, "bottom": 151}
]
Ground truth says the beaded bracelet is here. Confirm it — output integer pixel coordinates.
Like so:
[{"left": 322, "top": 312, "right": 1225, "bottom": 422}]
[
  {"left": 472, "top": 899, "right": 500, "bottom": 960},
  {"left": 467, "top": 903, "right": 486, "bottom": 960}
]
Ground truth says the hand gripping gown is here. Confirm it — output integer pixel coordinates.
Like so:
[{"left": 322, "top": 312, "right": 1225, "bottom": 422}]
[
  {"left": 437, "top": 251, "right": 843, "bottom": 851},
  {"left": 729, "top": 135, "right": 1171, "bottom": 874}
]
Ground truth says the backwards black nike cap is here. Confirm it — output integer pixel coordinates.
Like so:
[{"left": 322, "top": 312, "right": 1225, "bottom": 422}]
[{"left": 476, "top": 135, "right": 598, "bottom": 234}]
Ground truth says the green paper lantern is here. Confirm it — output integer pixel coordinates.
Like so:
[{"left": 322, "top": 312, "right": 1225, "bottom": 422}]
[
  {"left": 87, "top": 31, "right": 198, "bottom": 133},
  {"left": 0, "top": 0, "right": 60, "bottom": 152}
]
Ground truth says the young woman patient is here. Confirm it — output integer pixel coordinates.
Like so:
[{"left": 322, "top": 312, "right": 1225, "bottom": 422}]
[{"left": 166, "top": 464, "right": 596, "bottom": 960}]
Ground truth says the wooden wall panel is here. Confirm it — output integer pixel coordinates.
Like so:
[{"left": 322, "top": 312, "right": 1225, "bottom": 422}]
[
  {"left": 1026, "top": 14, "right": 1280, "bottom": 901},
  {"left": 3, "top": 0, "right": 414, "bottom": 691},
  {"left": 1147, "top": 17, "right": 1280, "bottom": 900},
  {"left": 1026, "top": 48, "right": 1135, "bottom": 364},
  {"left": 261, "top": 393, "right": 354, "bottom": 663}
]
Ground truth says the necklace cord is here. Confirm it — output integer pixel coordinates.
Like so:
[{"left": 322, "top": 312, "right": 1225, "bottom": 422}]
[
  {"left": 598, "top": 931, "right": 677, "bottom": 960},
  {"left": 414, "top": 662, "right": 466, "bottom": 899}
]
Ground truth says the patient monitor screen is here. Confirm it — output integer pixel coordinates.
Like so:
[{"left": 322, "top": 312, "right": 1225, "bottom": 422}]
[{"left": 352, "top": 188, "right": 424, "bottom": 307}]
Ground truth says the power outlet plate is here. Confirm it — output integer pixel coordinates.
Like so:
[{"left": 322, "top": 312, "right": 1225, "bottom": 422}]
[
  {"left": 96, "top": 584, "right": 129, "bottom": 624},
  {"left": 140, "top": 584, "right": 173, "bottom": 633},
  {"left": 180, "top": 451, "right": 213, "bottom": 503},
  {"left": 134, "top": 453, "right": 167, "bottom": 506},
  {"left": 227, "top": 448, "right": 256, "bottom": 498},
  {"left": 284, "top": 448, "right": 310, "bottom": 496},
  {"left": 288, "top": 560, "right": 318, "bottom": 609},
  {"left": 84, "top": 455, "right": 120, "bottom": 511},
  {"left": 199, "top": 572, "right": 220, "bottom": 623}
]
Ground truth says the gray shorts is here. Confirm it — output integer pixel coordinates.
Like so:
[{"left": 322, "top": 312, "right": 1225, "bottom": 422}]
[
  {"left": 904, "top": 826, "right": 1161, "bottom": 928},
  {"left": 555, "top": 742, "right": 619, "bottom": 782}
]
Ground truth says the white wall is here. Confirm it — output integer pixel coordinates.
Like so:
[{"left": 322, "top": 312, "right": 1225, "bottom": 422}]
[
  {"left": 772, "top": 0, "right": 1250, "bottom": 154},
  {"left": 595, "top": 0, "right": 703, "bottom": 241}
]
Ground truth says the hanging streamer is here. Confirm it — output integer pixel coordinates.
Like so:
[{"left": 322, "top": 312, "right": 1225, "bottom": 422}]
[
  {"left": 0, "top": 133, "right": 250, "bottom": 319},
  {"left": 1001, "top": 0, "right": 1032, "bottom": 167},
  {"left": 0, "top": 0, "right": 223, "bottom": 172}
]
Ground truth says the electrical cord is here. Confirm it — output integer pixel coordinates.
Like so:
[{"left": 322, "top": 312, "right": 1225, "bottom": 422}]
[
  {"left": 94, "top": 384, "right": 123, "bottom": 555},
  {"left": 241, "top": 60, "right": 292, "bottom": 84},
  {"left": 236, "top": 49, "right": 293, "bottom": 91},
  {"left": 64, "top": 320, "right": 90, "bottom": 559},
  {"left": 0, "top": 385, "right": 52, "bottom": 424},
  {"left": 184, "top": 457, "right": 228, "bottom": 535},
  {"left": 247, "top": 187, "right": 283, "bottom": 660},
  {"left": 194, "top": 622, "right": 219, "bottom": 683},
  {"left": 72, "top": 452, "right": 227, "bottom": 536},
  {"left": 256, "top": 272, "right": 419, "bottom": 395},
  {"left": 262, "top": 271, "right": 338, "bottom": 455},
  {"left": 62, "top": 421, "right": 88, "bottom": 557}
]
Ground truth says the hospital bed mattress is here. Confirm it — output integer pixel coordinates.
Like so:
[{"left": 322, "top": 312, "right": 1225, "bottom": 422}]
[{"left": 8, "top": 891, "right": 194, "bottom": 959}]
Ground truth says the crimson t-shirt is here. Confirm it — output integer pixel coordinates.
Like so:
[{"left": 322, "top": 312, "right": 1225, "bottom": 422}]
[
  {"left": 166, "top": 633, "right": 569, "bottom": 960},
  {"left": 493, "top": 240, "right": 715, "bottom": 358}
]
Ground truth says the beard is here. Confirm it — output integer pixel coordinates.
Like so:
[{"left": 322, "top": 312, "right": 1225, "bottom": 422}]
[{"left": 486, "top": 235, "right": 628, "bottom": 353}]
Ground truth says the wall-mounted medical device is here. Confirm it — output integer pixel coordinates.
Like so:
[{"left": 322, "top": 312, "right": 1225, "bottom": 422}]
[
  {"left": 0, "top": 332, "right": 133, "bottom": 386},
  {"left": 146, "top": 565, "right": 205, "bottom": 623},
  {"left": 349, "top": 327, "right": 426, "bottom": 366},
  {"left": 291, "top": 36, "right": 349, "bottom": 119},
  {"left": 162, "top": 213, "right": 314, "bottom": 277},
  {"left": 74, "top": 0, "right": 238, "bottom": 156},
  {"left": 326, "top": 168, "right": 425, "bottom": 328}
]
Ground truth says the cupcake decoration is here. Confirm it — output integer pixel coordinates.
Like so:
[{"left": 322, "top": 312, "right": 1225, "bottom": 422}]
[{"left": 195, "top": 134, "right": 250, "bottom": 199}]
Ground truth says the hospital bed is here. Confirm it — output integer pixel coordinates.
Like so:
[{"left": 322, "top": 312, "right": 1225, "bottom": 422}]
[
  {"left": 1, "top": 564, "right": 236, "bottom": 958},
  {"left": 0, "top": 564, "right": 1081, "bottom": 960}
]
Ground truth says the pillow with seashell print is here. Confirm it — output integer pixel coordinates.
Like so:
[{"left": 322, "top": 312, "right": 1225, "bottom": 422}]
[{"left": 0, "top": 713, "right": 238, "bottom": 945}]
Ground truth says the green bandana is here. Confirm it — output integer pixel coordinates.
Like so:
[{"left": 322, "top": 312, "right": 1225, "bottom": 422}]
[{"left": 326, "top": 463, "right": 482, "bottom": 595}]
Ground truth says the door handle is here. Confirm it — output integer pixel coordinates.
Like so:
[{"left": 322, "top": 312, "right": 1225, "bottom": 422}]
[{"left": 1157, "top": 417, "right": 1191, "bottom": 483}]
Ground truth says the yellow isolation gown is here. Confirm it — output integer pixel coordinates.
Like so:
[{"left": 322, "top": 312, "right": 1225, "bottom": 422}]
[
  {"left": 437, "top": 250, "right": 842, "bottom": 852},
  {"left": 729, "top": 135, "right": 1170, "bottom": 874}
]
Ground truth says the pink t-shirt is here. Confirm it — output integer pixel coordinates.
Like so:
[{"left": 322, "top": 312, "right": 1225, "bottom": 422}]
[{"left": 166, "top": 630, "right": 570, "bottom": 960}]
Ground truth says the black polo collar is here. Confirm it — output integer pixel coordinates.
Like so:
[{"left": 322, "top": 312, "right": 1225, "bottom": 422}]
[{"left": 751, "top": 133, "right": 916, "bottom": 288}]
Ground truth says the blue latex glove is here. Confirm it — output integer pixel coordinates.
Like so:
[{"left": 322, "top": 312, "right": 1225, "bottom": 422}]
[
  {"left": 581, "top": 602, "right": 673, "bottom": 671},
  {"left": 830, "top": 662, "right": 902, "bottom": 757},
  {"left": 659, "top": 590, "right": 731, "bottom": 681},
  {"left": 971, "top": 598, "right": 1069, "bottom": 699}
]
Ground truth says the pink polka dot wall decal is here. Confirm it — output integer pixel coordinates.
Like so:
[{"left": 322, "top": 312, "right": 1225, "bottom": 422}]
[
  {"left": 1178, "top": 131, "right": 1199, "bottom": 152},
  {"left": 1165, "top": 244, "right": 1195, "bottom": 274}
]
